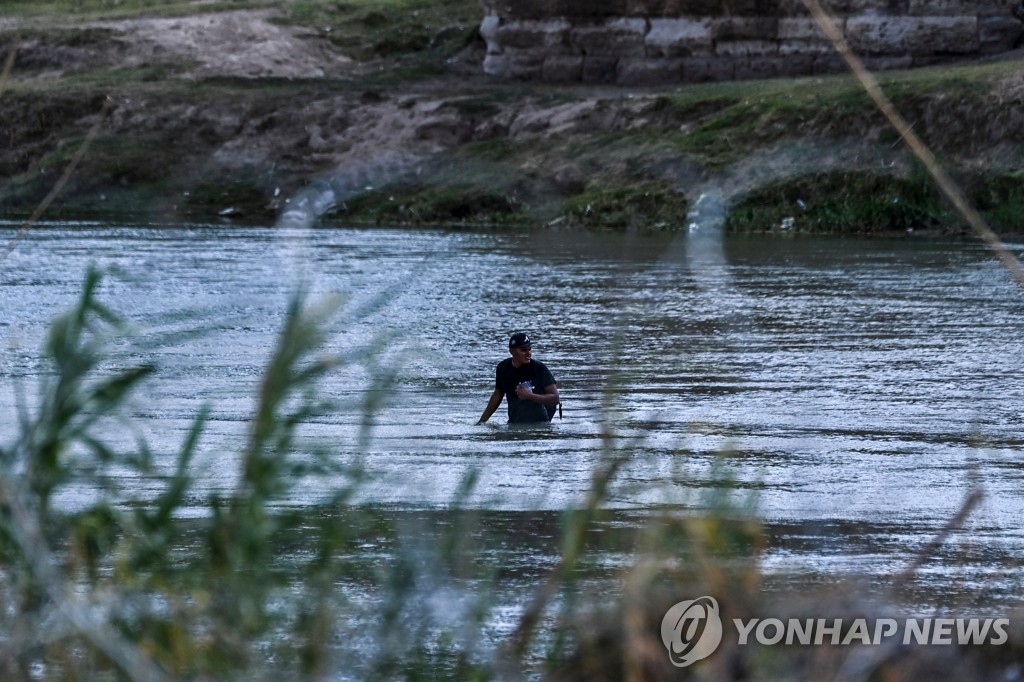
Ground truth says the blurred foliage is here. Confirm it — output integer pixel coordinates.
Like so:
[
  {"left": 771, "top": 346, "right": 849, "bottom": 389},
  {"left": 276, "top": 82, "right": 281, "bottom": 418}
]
[
  {"left": 0, "top": 267, "right": 1020, "bottom": 680},
  {"left": 0, "top": 267, "right": 779, "bottom": 680},
  {"left": 0, "top": 267, "right": 360, "bottom": 678}
]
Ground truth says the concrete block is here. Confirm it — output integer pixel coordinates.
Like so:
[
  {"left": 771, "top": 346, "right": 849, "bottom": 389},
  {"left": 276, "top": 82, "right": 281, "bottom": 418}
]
[
  {"left": 542, "top": 55, "right": 583, "bottom": 81},
  {"left": 828, "top": 0, "right": 910, "bottom": 13},
  {"left": 778, "top": 17, "right": 831, "bottom": 41},
  {"left": 718, "top": 0, "right": 765, "bottom": 15},
  {"left": 712, "top": 17, "right": 779, "bottom": 41},
  {"left": 480, "top": 14, "right": 501, "bottom": 52},
  {"left": 905, "top": 0, "right": 969, "bottom": 16},
  {"left": 616, "top": 57, "right": 685, "bottom": 84},
  {"left": 551, "top": 0, "right": 629, "bottom": 17},
  {"left": 645, "top": 18, "right": 714, "bottom": 57},
  {"left": 634, "top": 0, "right": 770, "bottom": 16},
  {"left": 478, "top": 0, "right": 549, "bottom": 21},
  {"left": 480, "top": 0, "right": 628, "bottom": 20},
  {"left": 847, "top": 16, "right": 979, "bottom": 55},
  {"left": 779, "top": 39, "right": 835, "bottom": 56},
  {"left": 640, "top": 0, "right": 763, "bottom": 15},
  {"left": 908, "top": 0, "right": 1014, "bottom": 17},
  {"left": 483, "top": 50, "right": 545, "bottom": 79},
  {"left": 572, "top": 18, "right": 649, "bottom": 56},
  {"left": 581, "top": 55, "right": 619, "bottom": 82},
  {"left": 626, "top": 0, "right": 727, "bottom": 16},
  {"left": 812, "top": 54, "right": 848, "bottom": 74},
  {"left": 494, "top": 19, "right": 572, "bottom": 51},
  {"left": 773, "top": 53, "right": 817, "bottom": 76},
  {"left": 480, "top": 0, "right": 1021, "bottom": 85},
  {"left": 682, "top": 56, "right": 736, "bottom": 82},
  {"left": 979, "top": 16, "right": 1024, "bottom": 53},
  {"left": 777, "top": 0, "right": 811, "bottom": 15},
  {"left": 735, "top": 54, "right": 815, "bottom": 79},
  {"left": 860, "top": 55, "right": 914, "bottom": 71},
  {"left": 715, "top": 39, "right": 780, "bottom": 57}
]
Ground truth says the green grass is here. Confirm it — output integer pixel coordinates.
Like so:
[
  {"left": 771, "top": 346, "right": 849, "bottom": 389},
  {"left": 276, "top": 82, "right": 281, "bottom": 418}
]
[
  {"left": 657, "top": 61, "right": 1019, "bottom": 170},
  {"left": 343, "top": 181, "right": 527, "bottom": 227},
  {"left": 0, "top": 0, "right": 263, "bottom": 21},
  {"left": 278, "top": 0, "right": 482, "bottom": 64},
  {"left": 969, "top": 171, "right": 1024, "bottom": 233},
  {"left": 562, "top": 180, "right": 691, "bottom": 230},
  {"left": 726, "top": 169, "right": 956, "bottom": 235}
]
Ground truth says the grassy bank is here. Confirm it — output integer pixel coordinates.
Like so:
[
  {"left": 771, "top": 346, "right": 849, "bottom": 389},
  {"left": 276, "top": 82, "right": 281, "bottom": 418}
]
[{"left": 1, "top": 0, "right": 1023, "bottom": 233}]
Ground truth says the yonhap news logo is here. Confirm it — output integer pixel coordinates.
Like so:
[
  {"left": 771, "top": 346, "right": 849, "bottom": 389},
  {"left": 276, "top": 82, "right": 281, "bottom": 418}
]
[
  {"left": 660, "top": 596, "right": 724, "bottom": 667},
  {"left": 662, "top": 597, "right": 1010, "bottom": 668}
]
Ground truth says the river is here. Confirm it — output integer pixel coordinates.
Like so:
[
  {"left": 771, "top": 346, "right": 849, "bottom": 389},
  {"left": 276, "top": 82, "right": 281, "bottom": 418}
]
[{"left": 2, "top": 221, "right": 1024, "bottom": 622}]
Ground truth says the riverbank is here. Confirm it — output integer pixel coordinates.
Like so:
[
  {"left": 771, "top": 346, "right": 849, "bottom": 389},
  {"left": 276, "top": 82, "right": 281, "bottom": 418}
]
[{"left": 1, "top": 0, "right": 1023, "bottom": 235}]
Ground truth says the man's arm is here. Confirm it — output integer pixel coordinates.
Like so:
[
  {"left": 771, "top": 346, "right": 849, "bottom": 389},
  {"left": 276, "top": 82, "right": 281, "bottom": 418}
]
[{"left": 477, "top": 387, "right": 504, "bottom": 424}]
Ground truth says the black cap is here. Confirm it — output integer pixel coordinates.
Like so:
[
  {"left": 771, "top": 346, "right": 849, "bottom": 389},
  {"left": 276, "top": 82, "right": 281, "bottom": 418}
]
[{"left": 509, "top": 332, "right": 532, "bottom": 349}]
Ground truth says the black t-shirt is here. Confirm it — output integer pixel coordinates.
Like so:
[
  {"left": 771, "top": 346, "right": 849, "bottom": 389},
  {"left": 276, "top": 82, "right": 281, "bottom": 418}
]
[{"left": 495, "top": 358, "right": 556, "bottom": 423}]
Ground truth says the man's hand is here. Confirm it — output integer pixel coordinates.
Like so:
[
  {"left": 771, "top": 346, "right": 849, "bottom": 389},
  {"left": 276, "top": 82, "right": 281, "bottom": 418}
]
[{"left": 515, "top": 382, "right": 534, "bottom": 400}]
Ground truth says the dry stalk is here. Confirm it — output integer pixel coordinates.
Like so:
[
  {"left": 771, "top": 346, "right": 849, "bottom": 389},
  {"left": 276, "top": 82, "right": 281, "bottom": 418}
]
[
  {"left": 0, "top": 97, "right": 111, "bottom": 265},
  {"left": 0, "top": 39, "right": 16, "bottom": 97},
  {"left": 0, "top": 475, "right": 170, "bottom": 681},
  {"left": 896, "top": 487, "right": 985, "bottom": 584}
]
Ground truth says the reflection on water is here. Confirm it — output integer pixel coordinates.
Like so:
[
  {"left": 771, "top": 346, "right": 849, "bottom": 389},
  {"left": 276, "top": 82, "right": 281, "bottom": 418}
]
[{"left": 1, "top": 221, "right": 1023, "bottom": 612}]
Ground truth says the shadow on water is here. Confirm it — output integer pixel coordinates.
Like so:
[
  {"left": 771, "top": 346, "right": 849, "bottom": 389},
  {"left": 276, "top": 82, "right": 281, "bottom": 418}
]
[{"left": 486, "top": 422, "right": 556, "bottom": 438}]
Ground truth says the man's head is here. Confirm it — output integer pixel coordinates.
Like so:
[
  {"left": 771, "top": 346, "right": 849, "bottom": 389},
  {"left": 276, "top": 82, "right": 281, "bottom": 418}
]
[{"left": 509, "top": 332, "right": 532, "bottom": 366}]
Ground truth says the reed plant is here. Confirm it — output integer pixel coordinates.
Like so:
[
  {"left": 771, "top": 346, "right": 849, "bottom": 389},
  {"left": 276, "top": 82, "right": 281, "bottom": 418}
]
[
  {"left": 3, "top": 273, "right": 1009, "bottom": 681},
  {"left": 0, "top": 264, "right": 782, "bottom": 680},
  {"left": 0, "top": 268, "right": 375, "bottom": 678}
]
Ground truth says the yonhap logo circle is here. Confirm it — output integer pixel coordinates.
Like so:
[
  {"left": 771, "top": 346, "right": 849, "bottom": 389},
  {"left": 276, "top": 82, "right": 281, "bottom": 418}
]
[{"left": 661, "top": 596, "right": 724, "bottom": 667}]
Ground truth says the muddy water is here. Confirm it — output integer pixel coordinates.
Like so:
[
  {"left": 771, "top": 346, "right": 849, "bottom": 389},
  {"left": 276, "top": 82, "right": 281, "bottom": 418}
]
[{"left": 2, "top": 222, "right": 1024, "bottom": 616}]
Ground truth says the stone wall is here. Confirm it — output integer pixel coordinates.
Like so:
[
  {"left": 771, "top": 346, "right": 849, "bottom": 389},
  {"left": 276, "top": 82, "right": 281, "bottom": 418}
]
[{"left": 479, "top": 0, "right": 1024, "bottom": 84}]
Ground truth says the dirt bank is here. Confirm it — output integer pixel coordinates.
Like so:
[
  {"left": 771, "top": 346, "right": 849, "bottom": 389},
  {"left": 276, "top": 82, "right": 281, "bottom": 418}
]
[{"left": 2, "top": 5, "right": 1023, "bottom": 234}]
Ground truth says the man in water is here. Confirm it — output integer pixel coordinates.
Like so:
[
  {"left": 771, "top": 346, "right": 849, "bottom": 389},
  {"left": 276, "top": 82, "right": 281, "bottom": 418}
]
[{"left": 476, "top": 332, "right": 560, "bottom": 424}]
